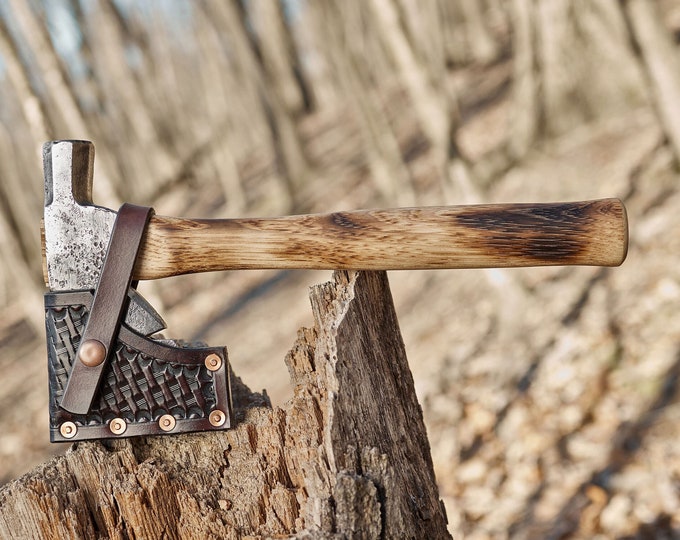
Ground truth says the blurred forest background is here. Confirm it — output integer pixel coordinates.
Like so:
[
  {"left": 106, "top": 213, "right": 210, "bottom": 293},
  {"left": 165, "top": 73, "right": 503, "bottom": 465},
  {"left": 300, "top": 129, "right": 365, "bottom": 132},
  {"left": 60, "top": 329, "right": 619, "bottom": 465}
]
[{"left": 1, "top": 0, "right": 680, "bottom": 537}]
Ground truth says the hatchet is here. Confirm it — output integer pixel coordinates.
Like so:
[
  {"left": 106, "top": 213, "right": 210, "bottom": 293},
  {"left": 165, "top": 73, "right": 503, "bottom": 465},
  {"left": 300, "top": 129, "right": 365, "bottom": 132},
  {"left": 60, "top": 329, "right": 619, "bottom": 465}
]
[{"left": 42, "top": 140, "right": 628, "bottom": 442}]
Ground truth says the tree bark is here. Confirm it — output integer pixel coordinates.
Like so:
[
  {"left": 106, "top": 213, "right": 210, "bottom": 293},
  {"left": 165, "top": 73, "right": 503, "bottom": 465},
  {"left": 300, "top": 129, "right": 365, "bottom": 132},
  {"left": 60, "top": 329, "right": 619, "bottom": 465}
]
[{"left": 0, "top": 271, "right": 450, "bottom": 539}]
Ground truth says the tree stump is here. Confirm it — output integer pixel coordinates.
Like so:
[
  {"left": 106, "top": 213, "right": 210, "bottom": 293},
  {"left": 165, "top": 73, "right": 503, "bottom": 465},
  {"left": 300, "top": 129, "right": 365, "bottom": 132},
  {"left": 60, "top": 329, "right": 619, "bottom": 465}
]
[{"left": 0, "top": 271, "right": 450, "bottom": 539}]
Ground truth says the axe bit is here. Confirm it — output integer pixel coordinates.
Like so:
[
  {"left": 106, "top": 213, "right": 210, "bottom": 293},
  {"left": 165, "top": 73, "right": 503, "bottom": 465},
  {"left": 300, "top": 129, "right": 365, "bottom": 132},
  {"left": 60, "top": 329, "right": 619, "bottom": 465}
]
[{"left": 43, "top": 140, "right": 628, "bottom": 293}]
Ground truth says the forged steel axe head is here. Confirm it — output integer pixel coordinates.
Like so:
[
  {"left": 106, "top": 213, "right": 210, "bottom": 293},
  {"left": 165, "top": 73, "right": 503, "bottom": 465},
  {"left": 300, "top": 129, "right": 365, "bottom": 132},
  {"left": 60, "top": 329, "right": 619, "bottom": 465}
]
[
  {"left": 43, "top": 140, "right": 115, "bottom": 292},
  {"left": 42, "top": 140, "right": 165, "bottom": 335}
]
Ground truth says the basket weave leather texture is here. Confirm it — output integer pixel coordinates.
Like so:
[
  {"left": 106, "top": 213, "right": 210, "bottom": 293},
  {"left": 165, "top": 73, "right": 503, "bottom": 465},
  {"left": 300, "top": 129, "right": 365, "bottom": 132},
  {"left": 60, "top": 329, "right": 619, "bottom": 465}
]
[{"left": 45, "top": 291, "right": 231, "bottom": 442}]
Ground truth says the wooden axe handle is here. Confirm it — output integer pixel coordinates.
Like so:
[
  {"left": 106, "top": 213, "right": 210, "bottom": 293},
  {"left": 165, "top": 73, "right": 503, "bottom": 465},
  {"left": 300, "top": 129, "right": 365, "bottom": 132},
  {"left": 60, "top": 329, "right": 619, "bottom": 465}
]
[{"left": 134, "top": 198, "right": 627, "bottom": 280}]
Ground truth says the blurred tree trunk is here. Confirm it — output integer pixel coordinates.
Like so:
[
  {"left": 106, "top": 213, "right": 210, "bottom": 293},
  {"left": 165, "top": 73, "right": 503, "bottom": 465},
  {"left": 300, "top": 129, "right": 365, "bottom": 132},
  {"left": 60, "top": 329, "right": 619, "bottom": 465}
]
[
  {"left": 432, "top": 0, "right": 503, "bottom": 67},
  {"left": 508, "top": 0, "right": 680, "bottom": 165},
  {"left": 249, "top": 0, "right": 312, "bottom": 116},
  {"left": 67, "top": 0, "right": 106, "bottom": 125},
  {"left": 0, "top": 17, "right": 53, "bottom": 146},
  {"left": 191, "top": 6, "right": 247, "bottom": 213},
  {"left": 0, "top": 131, "right": 43, "bottom": 334},
  {"left": 622, "top": 0, "right": 680, "bottom": 165},
  {"left": 458, "top": 0, "right": 501, "bottom": 64},
  {"left": 314, "top": 1, "right": 416, "bottom": 206},
  {"left": 368, "top": 0, "right": 451, "bottom": 159},
  {"left": 203, "top": 0, "right": 310, "bottom": 211},
  {"left": 80, "top": 0, "right": 179, "bottom": 201},
  {"left": 509, "top": 0, "right": 649, "bottom": 158},
  {"left": 395, "top": 0, "right": 447, "bottom": 83},
  {"left": 4, "top": 0, "right": 119, "bottom": 205},
  {"left": 508, "top": 0, "right": 540, "bottom": 160},
  {"left": 0, "top": 17, "right": 50, "bottom": 256}
]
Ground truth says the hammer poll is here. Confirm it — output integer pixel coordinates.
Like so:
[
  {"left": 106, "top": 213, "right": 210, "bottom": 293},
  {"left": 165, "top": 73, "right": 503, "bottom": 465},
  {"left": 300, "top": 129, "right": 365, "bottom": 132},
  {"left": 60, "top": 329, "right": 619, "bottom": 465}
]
[{"left": 42, "top": 140, "right": 628, "bottom": 442}]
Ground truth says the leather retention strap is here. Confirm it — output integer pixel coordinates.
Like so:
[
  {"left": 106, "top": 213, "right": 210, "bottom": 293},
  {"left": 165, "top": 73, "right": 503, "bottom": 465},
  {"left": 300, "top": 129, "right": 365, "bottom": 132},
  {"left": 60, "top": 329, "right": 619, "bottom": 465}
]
[{"left": 60, "top": 203, "right": 154, "bottom": 414}]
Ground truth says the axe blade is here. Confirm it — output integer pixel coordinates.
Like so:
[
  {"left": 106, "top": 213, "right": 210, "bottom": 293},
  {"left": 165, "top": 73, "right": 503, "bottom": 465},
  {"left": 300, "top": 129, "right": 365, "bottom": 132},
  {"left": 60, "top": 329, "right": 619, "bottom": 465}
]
[
  {"left": 43, "top": 140, "right": 165, "bottom": 336},
  {"left": 43, "top": 140, "right": 115, "bottom": 292}
]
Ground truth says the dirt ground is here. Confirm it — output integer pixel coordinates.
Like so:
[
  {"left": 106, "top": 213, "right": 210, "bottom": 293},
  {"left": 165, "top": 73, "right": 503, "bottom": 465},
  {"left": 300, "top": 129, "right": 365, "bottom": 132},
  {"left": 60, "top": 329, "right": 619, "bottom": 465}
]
[{"left": 1, "top": 75, "right": 680, "bottom": 538}]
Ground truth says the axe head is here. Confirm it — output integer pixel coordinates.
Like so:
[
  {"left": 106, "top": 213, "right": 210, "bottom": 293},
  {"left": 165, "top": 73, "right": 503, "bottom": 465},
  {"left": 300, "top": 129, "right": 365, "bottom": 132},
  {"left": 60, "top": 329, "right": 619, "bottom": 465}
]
[
  {"left": 42, "top": 140, "right": 165, "bottom": 335},
  {"left": 43, "top": 140, "right": 115, "bottom": 292},
  {"left": 42, "top": 141, "right": 232, "bottom": 439}
]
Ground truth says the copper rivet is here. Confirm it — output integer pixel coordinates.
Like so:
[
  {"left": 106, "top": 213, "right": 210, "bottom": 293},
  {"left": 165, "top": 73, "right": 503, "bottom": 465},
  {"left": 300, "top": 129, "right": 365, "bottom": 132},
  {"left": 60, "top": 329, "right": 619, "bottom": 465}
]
[
  {"left": 110, "top": 418, "right": 127, "bottom": 435},
  {"left": 205, "top": 353, "right": 222, "bottom": 372},
  {"left": 60, "top": 421, "right": 77, "bottom": 439},
  {"left": 209, "top": 409, "right": 226, "bottom": 427},
  {"left": 79, "top": 339, "right": 106, "bottom": 367},
  {"left": 159, "top": 414, "right": 176, "bottom": 432}
]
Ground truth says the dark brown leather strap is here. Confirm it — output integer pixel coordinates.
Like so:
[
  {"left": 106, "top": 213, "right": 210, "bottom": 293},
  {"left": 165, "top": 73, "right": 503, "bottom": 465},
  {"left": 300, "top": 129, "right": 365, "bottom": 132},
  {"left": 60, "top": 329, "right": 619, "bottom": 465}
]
[{"left": 60, "top": 203, "right": 154, "bottom": 414}]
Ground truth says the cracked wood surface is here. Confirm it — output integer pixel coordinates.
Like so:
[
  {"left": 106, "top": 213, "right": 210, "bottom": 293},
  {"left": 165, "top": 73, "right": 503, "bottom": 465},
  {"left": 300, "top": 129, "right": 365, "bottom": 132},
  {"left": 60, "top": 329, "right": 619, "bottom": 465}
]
[{"left": 0, "top": 271, "right": 449, "bottom": 539}]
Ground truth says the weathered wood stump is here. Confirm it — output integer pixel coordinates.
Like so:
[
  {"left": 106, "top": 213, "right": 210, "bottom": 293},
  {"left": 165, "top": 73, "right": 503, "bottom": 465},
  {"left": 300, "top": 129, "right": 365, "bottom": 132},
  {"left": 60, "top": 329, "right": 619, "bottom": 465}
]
[{"left": 0, "top": 271, "right": 450, "bottom": 539}]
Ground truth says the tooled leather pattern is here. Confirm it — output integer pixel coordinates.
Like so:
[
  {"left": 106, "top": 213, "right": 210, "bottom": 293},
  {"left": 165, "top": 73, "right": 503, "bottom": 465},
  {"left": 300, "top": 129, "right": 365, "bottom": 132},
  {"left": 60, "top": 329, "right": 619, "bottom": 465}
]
[{"left": 46, "top": 301, "right": 216, "bottom": 428}]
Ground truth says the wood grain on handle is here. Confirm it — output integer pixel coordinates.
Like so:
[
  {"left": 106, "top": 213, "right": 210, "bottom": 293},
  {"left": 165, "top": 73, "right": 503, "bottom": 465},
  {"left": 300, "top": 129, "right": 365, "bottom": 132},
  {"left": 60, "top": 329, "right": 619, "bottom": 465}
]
[{"left": 134, "top": 198, "right": 628, "bottom": 280}]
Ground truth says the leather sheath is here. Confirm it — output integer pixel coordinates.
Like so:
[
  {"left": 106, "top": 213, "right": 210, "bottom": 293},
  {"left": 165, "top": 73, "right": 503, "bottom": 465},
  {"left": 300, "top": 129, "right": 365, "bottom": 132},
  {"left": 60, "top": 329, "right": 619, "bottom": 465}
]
[
  {"left": 46, "top": 203, "right": 232, "bottom": 442},
  {"left": 61, "top": 204, "right": 153, "bottom": 414}
]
